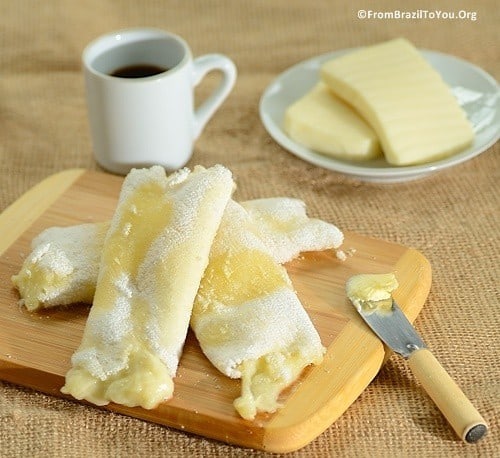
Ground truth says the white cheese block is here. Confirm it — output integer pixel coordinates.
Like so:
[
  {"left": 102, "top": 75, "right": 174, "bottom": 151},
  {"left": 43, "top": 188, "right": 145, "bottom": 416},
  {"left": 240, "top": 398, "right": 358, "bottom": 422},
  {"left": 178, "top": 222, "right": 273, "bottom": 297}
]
[
  {"left": 284, "top": 82, "right": 381, "bottom": 160},
  {"left": 321, "top": 38, "right": 474, "bottom": 166}
]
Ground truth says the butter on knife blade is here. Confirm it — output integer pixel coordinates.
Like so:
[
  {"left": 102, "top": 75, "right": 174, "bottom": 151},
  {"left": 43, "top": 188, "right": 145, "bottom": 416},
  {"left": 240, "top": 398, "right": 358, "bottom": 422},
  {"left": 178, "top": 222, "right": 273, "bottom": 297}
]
[{"left": 346, "top": 273, "right": 488, "bottom": 444}]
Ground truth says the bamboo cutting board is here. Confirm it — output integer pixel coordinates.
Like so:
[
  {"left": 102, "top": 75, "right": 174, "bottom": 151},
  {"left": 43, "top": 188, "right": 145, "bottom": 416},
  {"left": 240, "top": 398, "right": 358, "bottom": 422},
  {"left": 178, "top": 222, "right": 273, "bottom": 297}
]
[{"left": 0, "top": 169, "right": 432, "bottom": 453}]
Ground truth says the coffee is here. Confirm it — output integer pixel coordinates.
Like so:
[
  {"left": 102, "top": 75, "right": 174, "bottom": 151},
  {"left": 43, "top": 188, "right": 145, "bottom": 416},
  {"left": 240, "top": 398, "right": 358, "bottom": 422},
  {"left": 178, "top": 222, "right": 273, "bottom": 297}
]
[
  {"left": 84, "top": 28, "right": 236, "bottom": 174},
  {"left": 110, "top": 64, "right": 168, "bottom": 78}
]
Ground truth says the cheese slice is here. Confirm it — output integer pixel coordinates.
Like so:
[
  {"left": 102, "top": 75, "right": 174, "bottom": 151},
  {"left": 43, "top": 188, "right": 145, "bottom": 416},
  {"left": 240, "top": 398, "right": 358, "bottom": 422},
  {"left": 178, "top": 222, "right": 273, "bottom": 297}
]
[
  {"left": 191, "top": 200, "right": 325, "bottom": 420},
  {"left": 61, "top": 165, "right": 233, "bottom": 409},
  {"left": 13, "top": 199, "right": 343, "bottom": 310},
  {"left": 284, "top": 82, "right": 381, "bottom": 160},
  {"left": 321, "top": 38, "right": 474, "bottom": 165}
]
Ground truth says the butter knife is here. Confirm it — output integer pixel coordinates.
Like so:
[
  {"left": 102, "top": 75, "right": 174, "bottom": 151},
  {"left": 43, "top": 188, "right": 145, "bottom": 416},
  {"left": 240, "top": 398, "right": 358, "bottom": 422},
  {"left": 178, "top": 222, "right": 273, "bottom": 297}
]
[{"left": 351, "top": 297, "right": 488, "bottom": 444}]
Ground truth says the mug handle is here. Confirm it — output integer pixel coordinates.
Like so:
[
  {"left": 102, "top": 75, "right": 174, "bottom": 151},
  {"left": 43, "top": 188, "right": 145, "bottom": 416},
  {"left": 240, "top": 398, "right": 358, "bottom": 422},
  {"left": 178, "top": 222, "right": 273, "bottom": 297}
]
[{"left": 192, "top": 54, "right": 237, "bottom": 139}]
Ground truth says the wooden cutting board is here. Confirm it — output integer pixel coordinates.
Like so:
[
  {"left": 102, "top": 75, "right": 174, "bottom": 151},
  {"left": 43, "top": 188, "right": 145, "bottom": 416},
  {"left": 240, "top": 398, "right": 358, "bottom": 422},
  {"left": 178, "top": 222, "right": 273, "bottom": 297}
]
[{"left": 0, "top": 169, "right": 431, "bottom": 453}]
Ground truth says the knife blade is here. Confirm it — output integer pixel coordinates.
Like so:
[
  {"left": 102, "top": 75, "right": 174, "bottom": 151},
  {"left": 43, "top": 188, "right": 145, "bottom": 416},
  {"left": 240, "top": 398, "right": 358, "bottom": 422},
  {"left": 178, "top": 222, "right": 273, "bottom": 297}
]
[{"left": 351, "top": 295, "right": 488, "bottom": 444}]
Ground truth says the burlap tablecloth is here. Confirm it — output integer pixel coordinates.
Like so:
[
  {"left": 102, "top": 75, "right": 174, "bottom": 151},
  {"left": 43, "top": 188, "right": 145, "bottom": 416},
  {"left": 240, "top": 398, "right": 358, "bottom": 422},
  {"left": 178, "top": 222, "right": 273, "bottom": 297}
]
[{"left": 0, "top": 1, "right": 498, "bottom": 456}]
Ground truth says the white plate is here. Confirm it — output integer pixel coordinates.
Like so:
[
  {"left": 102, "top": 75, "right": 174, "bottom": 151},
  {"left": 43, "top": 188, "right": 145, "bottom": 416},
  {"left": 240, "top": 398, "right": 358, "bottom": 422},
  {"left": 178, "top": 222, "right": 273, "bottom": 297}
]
[{"left": 259, "top": 49, "right": 500, "bottom": 183}]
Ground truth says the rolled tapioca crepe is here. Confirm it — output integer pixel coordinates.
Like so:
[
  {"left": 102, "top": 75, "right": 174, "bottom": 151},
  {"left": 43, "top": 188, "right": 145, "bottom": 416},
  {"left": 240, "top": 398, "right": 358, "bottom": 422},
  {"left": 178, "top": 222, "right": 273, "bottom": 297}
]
[
  {"left": 61, "top": 165, "right": 234, "bottom": 409},
  {"left": 240, "top": 197, "right": 343, "bottom": 263},
  {"left": 12, "top": 199, "right": 343, "bottom": 310},
  {"left": 11, "top": 223, "right": 108, "bottom": 311},
  {"left": 191, "top": 200, "right": 326, "bottom": 420}
]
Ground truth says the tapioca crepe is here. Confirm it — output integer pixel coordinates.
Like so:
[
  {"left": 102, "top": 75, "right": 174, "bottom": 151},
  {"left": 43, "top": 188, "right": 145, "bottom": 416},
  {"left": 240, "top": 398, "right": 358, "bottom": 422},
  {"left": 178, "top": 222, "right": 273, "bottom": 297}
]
[{"left": 13, "top": 165, "right": 344, "bottom": 418}]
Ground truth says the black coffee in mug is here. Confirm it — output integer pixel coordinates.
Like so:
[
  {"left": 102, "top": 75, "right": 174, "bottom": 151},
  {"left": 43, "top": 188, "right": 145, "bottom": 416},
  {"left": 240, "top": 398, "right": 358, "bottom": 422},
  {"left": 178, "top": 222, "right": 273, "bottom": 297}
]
[
  {"left": 110, "top": 64, "right": 169, "bottom": 78},
  {"left": 83, "top": 28, "right": 236, "bottom": 174}
]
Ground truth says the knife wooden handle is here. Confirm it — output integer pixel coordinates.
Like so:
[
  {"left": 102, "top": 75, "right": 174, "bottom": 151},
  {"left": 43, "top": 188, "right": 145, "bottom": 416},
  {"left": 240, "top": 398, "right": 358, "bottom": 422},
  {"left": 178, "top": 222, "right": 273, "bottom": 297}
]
[{"left": 408, "top": 348, "right": 488, "bottom": 443}]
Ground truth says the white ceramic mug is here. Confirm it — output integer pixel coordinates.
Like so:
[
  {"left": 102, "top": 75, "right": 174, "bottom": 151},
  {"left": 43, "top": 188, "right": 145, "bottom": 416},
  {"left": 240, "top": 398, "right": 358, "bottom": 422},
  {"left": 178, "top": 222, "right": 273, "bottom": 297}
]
[{"left": 82, "top": 28, "right": 237, "bottom": 175}]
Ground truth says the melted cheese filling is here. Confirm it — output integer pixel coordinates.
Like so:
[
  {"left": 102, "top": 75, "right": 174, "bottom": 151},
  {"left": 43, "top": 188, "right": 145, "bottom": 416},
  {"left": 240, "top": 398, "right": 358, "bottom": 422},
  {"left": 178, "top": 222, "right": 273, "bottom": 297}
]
[{"left": 197, "top": 250, "right": 289, "bottom": 310}]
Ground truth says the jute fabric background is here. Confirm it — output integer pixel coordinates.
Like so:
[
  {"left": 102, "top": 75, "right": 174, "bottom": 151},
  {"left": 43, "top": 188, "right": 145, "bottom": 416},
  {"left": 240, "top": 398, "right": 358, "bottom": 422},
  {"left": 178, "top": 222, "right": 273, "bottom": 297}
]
[{"left": 0, "top": 1, "right": 498, "bottom": 457}]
